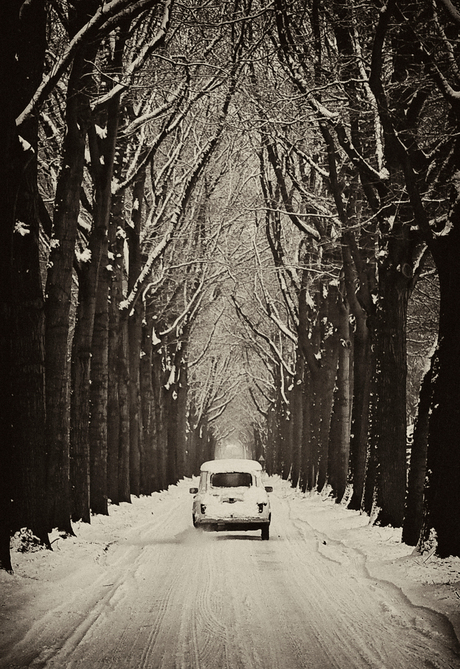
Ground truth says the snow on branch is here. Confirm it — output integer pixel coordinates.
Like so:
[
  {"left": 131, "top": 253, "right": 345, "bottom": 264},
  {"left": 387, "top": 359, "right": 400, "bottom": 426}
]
[
  {"left": 279, "top": 137, "right": 330, "bottom": 181},
  {"left": 252, "top": 237, "right": 297, "bottom": 344},
  {"left": 248, "top": 385, "right": 268, "bottom": 418},
  {"left": 188, "top": 308, "right": 226, "bottom": 368},
  {"left": 92, "top": 1, "right": 173, "bottom": 111},
  {"left": 17, "top": 0, "right": 172, "bottom": 126},
  {"left": 207, "top": 384, "right": 241, "bottom": 423},
  {"left": 121, "top": 82, "right": 188, "bottom": 136},
  {"left": 231, "top": 294, "right": 295, "bottom": 378},
  {"left": 121, "top": 92, "right": 237, "bottom": 313},
  {"left": 158, "top": 271, "right": 205, "bottom": 339}
]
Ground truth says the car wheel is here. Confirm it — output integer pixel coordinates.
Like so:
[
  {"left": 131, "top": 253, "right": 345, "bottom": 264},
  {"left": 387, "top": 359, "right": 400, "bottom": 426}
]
[
  {"left": 261, "top": 525, "right": 269, "bottom": 541},
  {"left": 192, "top": 514, "right": 197, "bottom": 527}
]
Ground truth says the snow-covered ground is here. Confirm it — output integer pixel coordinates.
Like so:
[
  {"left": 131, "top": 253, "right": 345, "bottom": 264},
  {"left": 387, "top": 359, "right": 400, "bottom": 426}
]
[{"left": 1, "top": 477, "right": 459, "bottom": 668}]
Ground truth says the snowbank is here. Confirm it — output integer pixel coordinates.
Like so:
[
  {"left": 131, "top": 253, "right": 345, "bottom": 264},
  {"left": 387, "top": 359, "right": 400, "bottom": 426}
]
[{"left": 277, "top": 479, "right": 460, "bottom": 643}]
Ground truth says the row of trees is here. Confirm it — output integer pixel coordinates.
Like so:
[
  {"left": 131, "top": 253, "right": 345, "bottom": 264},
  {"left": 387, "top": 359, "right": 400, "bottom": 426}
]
[
  {"left": 240, "top": 0, "right": 459, "bottom": 557},
  {"left": 0, "top": 0, "right": 257, "bottom": 571},
  {"left": 1, "top": 0, "right": 460, "bottom": 571}
]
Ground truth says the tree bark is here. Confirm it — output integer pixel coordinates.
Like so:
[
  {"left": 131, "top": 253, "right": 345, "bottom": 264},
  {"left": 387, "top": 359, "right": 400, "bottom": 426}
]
[
  {"left": 423, "top": 194, "right": 460, "bottom": 556},
  {"left": 71, "top": 182, "right": 113, "bottom": 520},
  {"left": 347, "top": 317, "right": 372, "bottom": 511},
  {"left": 118, "top": 310, "right": 131, "bottom": 502},
  {"left": 107, "top": 225, "right": 122, "bottom": 504},
  {"left": 0, "top": 0, "right": 21, "bottom": 571},
  {"left": 140, "top": 324, "right": 156, "bottom": 494},
  {"left": 300, "top": 371, "right": 312, "bottom": 493},
  {"left": 370, "top": 267, "right": 410, "bottom": 527},
  {"left": 70, "top": 284, "right": 92, "bottom": 523},
  {"left": 403, "top": 360, "right": 433, "bottom": 546},
  {"left": 6, "top": 0, "right": 49, "bottom": 549},
  {"left": 47, "top": 43, "right": 95, "bottom": 530},
  {"left": 328, "top": 296, "right": 352, "bottom": 502},
  {"left": 152, "top": 348, "right": 168, "bottom": 490},
  {"left": 290, "top": 356, "right": 304, "bottom": 488},
  {"left": 316, "top": 288, "right": 341, "bottom": 493},
  {"left": 126, "top": 169, "right": 146, "bottom": 496},
  {"left": 187, "top": 399, "right": 199, "bottom": 477},
  {"left": 175, "top": 341, "right": 189, "bottom": 481},
  {"left": 107, "top": 166, "right": 127, "bottom": 504},
  {"left": 166, "top": 384, "right": 178, "bottom": 486},
  {"left": 107, "top": 313, "right": 121, "bottom": 505},
  {"left": 89, "top": 259, "right": 110, "bottom": 516},
  {"left": 71, "top": 45, "right": 122, "bottom": 518}
]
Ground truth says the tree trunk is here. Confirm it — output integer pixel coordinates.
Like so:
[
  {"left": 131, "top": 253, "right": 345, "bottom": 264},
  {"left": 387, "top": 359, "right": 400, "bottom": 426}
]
[
  {"left": 71, "top": 198, "right": 110, "bottom": 519},
  {"left": 279, "top": 404, "right": 290, "bottom": 479},
  {"left": 290, "top": 356, "right": 304, "bottom": 488},
  {"left": 107, "top": 312, "right": 121, "bottom": 505},
  {"left": 89, "top": 260, "right": 109, "bottom": 515},
  {"left": 307, "top": 373, "right": 323, "bottom": 491},
  {"left": 403, "top": 359, "right": 433, "bottom": 546},
  {"left": 46, "top": 4, "right": 101, "bottom": 532},
  {"left": 107, "top": 251, "right": 121, "bottom": 504},
  {"left": 187, "top": 400, "right": 199, "bottom": 477},
  {"left": 47, "top": 50, "right": 95, "bottom": 529},
  {"left": 300, "top": 370, "right": 312, "bottom": 493},
  {"left": 370, "top": 268, "right": 410, "bottom": 527},
  {"left": 0, "top": 1, "right": 21, "bottom": 570},
  {"left": 140, "top": 324, "right": 156, "bottom": 494},
  {"left": 166, "top": 385, "right": 178, "bottom": 486},
  {"left": 118, "top": 310, "right": 131, "bottom": 502},
  {"left": 423, "top": 205, "right": 460, "bottom": 556},
  {"left": 70, "top": 288, "right": 92, "bottom": 523},
  {"left": 316, "top": 288, "right": 341, "bottom": 493},
  {"left": 88, "top": 56, "right": 124, "bottom": 514},
  {"left": 272, "top": 367, "right": 286, "bottom": 476},
  {"left": 126, "top": 170, "right": 145, "bottom": 496},
  {"left": 175, "top": 345, "right": 189, "bottom": 481},
  {"left": 107, "top": 165, "right": 128, "bottom": 504},
  {"left": 265, "top": 404, "right": 276, "bottom": 478},
  {"left": 5, "top": 0, "right": 49, "bottom": 549},
  {"left": 71, "top": 67, "right": 121, "bottom": 519},
  {"left": 152, "top": 349, "right": 168, "bottom": 490},
  {"left": 10, "top": 161, "right": 49, "bottom": 542},
  {"left": 328, "top": 299, "right": 352, "bottom": 503},
  {"left": 71, "top": 203, "right": 113, "bottom": 521},
  {"left": 347, "top": 317, "right": 372, "bottom": 511},
  {"left": 128, "top": 300, "right": 143, "bottom": 496},
  {"left": 363, "top": 440, "right": 377, "bottom": 517}
]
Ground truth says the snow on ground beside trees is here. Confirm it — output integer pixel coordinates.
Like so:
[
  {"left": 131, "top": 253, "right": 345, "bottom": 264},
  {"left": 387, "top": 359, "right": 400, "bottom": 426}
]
[{"left": 1, "top": 477, "right": 459, "bottom": 662}]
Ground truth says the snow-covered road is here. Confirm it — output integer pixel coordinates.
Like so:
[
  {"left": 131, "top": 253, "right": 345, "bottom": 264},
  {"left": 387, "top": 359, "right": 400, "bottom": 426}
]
[{"left": 1, "top": 481, "right": 459, "bottom": 668}]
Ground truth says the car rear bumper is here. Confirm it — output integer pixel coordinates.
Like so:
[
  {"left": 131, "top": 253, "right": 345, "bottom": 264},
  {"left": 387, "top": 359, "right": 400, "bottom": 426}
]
[{"left": 195, "top": 518, "right": 270, "bottom": 532}]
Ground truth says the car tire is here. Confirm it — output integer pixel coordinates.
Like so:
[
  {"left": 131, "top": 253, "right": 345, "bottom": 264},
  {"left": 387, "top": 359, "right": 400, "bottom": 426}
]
[
  {"left": 261, "top": 525, "right": 269, "bottom": 541},
  {"left": 192, "top": 514, "right": 197, "bottom": 527}
]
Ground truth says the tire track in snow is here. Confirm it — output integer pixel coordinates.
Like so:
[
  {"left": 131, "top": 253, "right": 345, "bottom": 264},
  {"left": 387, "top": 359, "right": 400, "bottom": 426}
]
[
  {"left": 0, "top": 496, "right": 186, "bottom": 669},
  {"left": 80, "top": 501, "right": 232, "bottom": 669},
  {"left": 173, "top": 537, "right": 231, "bottom": 669},
  {"left": 57, "top": 493, "right": 460, "bottom": 668},
  {"left": 3, "top": 486, "right": 460, "bottom": 668}
]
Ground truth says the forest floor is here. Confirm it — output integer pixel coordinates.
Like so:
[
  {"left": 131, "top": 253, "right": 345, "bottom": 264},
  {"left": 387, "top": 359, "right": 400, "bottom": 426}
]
[{"left": 1, "top": 477, "right": 460, "bottom": 668}]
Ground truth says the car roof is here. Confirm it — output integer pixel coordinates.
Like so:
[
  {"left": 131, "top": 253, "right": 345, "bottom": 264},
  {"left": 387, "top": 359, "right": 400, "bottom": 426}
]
[{"left": 200, "top": 458, "right": 262, "bottom": 473}]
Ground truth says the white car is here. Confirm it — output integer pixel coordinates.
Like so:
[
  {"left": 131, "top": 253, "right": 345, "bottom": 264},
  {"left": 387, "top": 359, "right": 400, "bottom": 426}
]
[{"left": 189, "top": 459, "right": 272, "bottom": 540}]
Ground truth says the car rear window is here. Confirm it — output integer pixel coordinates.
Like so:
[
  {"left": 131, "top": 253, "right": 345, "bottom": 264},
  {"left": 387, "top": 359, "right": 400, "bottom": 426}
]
[{"left": 210, "top": 472, "right": 252, "bottom": 488}]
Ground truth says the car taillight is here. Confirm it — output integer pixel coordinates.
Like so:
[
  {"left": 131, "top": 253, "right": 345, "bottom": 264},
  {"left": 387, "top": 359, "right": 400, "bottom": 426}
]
[
  {"left": 258, "top": 503, "right": 265, "bottom": 514},
  {"left": 200, "top": 504, "right": 206, "bottom": 515}
]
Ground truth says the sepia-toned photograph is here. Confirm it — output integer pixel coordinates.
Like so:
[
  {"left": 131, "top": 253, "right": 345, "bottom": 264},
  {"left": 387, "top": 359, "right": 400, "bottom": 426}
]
[{"left": 1, "top": 1, "right": 460, "bottom": 666}]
